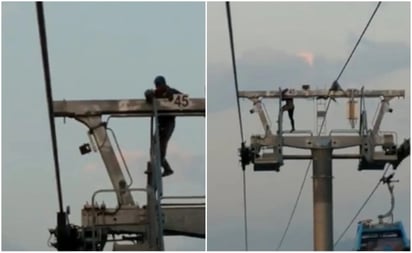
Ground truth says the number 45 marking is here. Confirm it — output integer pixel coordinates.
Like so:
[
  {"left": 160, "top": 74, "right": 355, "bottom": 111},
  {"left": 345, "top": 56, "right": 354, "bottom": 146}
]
[{"left": 172, "top": 94, "right": 190, "bottom": 108}]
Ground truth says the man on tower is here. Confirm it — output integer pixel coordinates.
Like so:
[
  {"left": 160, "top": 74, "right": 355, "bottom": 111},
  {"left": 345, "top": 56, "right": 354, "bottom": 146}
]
[
  {"left": 281, "top": 88, "right": 295, "bottom": 132},
  {"left": 145, "top": 75, "right": 182, "bottom": 177}
]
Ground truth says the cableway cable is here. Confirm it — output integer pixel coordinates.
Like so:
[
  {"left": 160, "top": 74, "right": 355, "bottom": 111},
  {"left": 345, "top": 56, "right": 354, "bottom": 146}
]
[
  {"left": 226, "top": 2, "right": 245, "bottom": 142},
  {"left": 334, "top": 164, "right": 391, "bottom": 247},
  {"left": 335, "top": 2, "right": 382, "bottom": 82},
  {"left": 36, "top": 2, "right": 64, "bottom": 213},
  {"left": 226, "top": 1, "right": 248, "bottom": 250}
]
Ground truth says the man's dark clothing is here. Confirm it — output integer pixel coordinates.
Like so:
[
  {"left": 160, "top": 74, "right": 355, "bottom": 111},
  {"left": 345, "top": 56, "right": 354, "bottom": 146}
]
[
  {"left": 281, "top": 89, "right": 295, "bottom": 131},
  {"left": 153, "top": 86, "right": 181, "bottom": 174}
]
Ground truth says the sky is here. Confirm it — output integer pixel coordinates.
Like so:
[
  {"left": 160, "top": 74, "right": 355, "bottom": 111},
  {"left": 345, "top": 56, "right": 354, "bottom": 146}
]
[
  {"left": 207, "top": 2, "right": 410, "bottom": 251},
  {"left": 2, "top": 2, "right": 205, "bottom": 250}
]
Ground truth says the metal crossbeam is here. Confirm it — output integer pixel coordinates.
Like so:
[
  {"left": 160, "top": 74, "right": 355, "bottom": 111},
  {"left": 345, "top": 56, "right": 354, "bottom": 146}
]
[
  {"left": 82, "top": 205, "right": 205, "bottom": 238},
  {"left": 163, "top": 206, "right": 205, "bottom": 238},
  {"left": 53, "top": 98, "right": 205, "bottom": 117},
  {"left": 239, "top": 89, "right": 405, "bottom": 99},
  {"left": 282, "top": 154, "right": 362, "bottom": 159}
]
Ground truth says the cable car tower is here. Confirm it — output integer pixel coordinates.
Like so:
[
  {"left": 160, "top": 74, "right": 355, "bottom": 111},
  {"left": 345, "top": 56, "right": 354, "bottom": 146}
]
[
  {"left": 47, "top": 96, "right": 205, "bottom": 250},
  {"left": 34, "top": 2, "right": 204, "bottom": 250},
  {"left": 239, "top": 87, "right": 406, "bottom": 250}
]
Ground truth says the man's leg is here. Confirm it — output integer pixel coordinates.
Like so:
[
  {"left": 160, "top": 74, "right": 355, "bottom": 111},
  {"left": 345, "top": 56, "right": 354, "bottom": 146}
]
[
  {"left": 145, "top": 128, "right": 169, "bottom": 175},
  {"left": 288, "top": 108, "right": 295, "bottom": 132},
  {"left": 159, "top": 121, "right": 175, "bottom": 176}
]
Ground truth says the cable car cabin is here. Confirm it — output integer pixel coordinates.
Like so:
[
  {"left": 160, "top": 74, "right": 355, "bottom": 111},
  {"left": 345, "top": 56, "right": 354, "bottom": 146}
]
[{"left": 355, "top": 221, "right": 410, "bottom": 251}]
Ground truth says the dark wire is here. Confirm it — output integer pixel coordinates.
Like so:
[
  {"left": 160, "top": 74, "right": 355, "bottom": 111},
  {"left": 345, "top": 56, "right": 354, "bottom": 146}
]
[
  {"left": 242, "top": 169, "right": 248, "bottom": 251},
  {"left": 334, "top": 164, "right": 390, "bottom": 247},
  {"left": 276, "top": 160, "right": 311, "bottom": 250},
  {"left": 226, "top": 2, "right": 248, "bottom": 250},
  {"left": 276, "top": 3, "right": 382, "bottom": 249},
  {"left": 226, "top": 2, "right": 245, "bottom": 143},
  {"left": 333, "top": 2, "right": 383, "bottom": 246},
  {"left": 335, "top": 2, "right": 382, "bottom": 82},
  {"left": 36, "top": 2, "right": 64, "bottom": 213}
]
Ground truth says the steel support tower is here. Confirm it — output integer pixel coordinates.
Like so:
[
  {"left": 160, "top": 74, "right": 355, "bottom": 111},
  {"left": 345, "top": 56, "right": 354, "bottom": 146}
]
[
  {"left": 239, "top": 87, "right": 405, "bottom": 250},
  {"left": 48, "top": 96, "right": 205, "bottom": 250}
]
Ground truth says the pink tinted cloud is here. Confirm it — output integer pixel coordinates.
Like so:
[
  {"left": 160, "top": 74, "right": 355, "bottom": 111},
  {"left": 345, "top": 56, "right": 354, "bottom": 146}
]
[
  {"left": 166, "top": 142, "right": 193, "bottom": 161},
  {"left": 81, "top": 145, "right": 204, "bottom": 194},
  {"left": 84, "top": 162, "right": 99, "bottom": 172},
  {"left": 117, "top": 149, "right": 146, "bottom": 163},
  {"left": 296, "top": 51, "right": 315, "bottom": 67},
  {"left": 81, "top": 144, "right": 202, "bottom": 178},
  {"left": 82, "top": 149, "right": 146, "bottom": 173}
]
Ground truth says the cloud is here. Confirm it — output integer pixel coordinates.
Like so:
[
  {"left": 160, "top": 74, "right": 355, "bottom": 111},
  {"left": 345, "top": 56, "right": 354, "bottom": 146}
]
[
  {"left": 167, "top": 142, "right": 197, "bottom": 162},
  {"left": 208, "top": 39, "right": 409, "bottom": 113},
  {"left": 80, "top": 144, "right": 205, "bottom": 196},
  {"left": 83, "top": 162, "right": 99, "bottom": 172},
  {"left": 82, "top": 149, "right": 146, "bottom": 173},
  {"left": 296, "top": 51, "right": 315, "bottom": 67}
]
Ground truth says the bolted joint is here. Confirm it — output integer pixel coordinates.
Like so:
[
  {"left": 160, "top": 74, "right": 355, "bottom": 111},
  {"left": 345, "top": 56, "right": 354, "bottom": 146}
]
[
  {"left": 380, "top": 173, "right": 398, "bottom": 185},
  {"left": 118, "top": 180, "right": 127, "bottom": 194}
]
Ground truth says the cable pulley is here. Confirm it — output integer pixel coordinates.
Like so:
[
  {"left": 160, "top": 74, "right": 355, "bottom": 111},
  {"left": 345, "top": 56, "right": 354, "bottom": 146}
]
[{"left": 239, "top": 142, "right": 253, "bottom": 169}]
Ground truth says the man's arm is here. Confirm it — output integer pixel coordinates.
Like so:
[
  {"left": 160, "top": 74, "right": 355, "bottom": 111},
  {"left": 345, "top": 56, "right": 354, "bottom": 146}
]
[
  {"left": 145, "top": 89, "right": 155, "bottom": 103},
  {"left": 164, "top": 87, "right": 182, "bottom": 101},
  {"left": 147, "top": 86, "right": 183, "bottom": 104},
  {"left": 168, "top": 87, "right": 182, "bottom": 95},
  {"left": 281, "top": 88, "right": 289, "bottom": 101}
]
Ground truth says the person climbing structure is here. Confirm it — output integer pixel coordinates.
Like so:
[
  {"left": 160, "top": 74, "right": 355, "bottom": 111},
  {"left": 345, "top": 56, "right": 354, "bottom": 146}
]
[
  {"left": 145, "top": 75, "right": 182, "bottom": 177},
  {"left": 281, "top": 88, "right": 295, "bottom": 132}
]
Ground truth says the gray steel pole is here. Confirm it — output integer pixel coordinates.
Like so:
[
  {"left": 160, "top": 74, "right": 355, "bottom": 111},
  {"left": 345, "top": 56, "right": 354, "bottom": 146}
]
[{"left": 312, "top": 148, "right": 334, "bottom": 251}]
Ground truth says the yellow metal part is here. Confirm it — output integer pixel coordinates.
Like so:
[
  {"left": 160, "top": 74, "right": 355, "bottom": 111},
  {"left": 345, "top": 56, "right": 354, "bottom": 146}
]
[{"left": 347, "top": 98, "right": 358, "bottom": 129}]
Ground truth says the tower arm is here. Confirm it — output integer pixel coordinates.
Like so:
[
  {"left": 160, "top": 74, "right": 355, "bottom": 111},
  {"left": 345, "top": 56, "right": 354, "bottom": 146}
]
[
  {"left": 250, "top": 98, "right": 272, "bottom": 136},
  {"left": 76, "top": 116, "right": 135, "bottom": 206}
]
